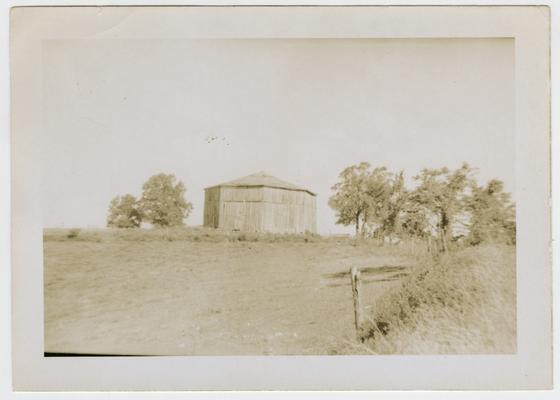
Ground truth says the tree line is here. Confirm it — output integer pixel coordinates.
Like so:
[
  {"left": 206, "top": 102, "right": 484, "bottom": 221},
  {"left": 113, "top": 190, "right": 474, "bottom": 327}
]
[
  {"left": 328, "top": 162, "right": 515, "bottom": 251},
  {"left": 107, "top": 173, "right": 193, "bottom": 228},
  {"left": 107, "top": 165, "right": 516, "bottom": 252}
]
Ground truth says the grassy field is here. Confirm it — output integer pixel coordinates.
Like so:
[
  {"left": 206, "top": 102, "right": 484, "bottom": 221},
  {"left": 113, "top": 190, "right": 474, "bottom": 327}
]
[{"left": 43, "top": 228, "right": 516, "bottom": 355}]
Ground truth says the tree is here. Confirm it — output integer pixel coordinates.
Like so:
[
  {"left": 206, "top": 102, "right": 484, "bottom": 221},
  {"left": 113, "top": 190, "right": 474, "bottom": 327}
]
[
  {"left": 139, "top": 173, "right": 193, "bottom": 227},
  {"left": 107, "top": 194, "right": 142, "bottom": 228},
  {"left": 375, "top": 171, "right": 408, "bottom": 242},
  {"left": 362, "top": 167, "right": 393, "bottom": 237},
  {"left": 465, "top": 179, "right": 516, "bottom": 245},
  {"left": 329, "top": 163, "right": 391, "bottom": 237},
  {"left": 409, "top": 163, "right": 474, "bottom": 252},
  {"left": 400, "top": 199, "right": 431, "bottom": 239}
]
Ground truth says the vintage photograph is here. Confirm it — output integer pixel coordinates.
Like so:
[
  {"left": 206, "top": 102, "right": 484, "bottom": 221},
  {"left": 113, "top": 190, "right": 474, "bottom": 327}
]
[{"left": 41, "top": 37, "right": 516, "bottom": 356}]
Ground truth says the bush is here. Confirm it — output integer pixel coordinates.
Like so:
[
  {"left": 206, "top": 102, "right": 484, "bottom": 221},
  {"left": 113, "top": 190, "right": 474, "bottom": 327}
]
[
  {"left": 43, "top": 229, "right": 104, "bottom": 242},
  {"left": 66, "top": 229, "right": 81, "bottom": 239}
]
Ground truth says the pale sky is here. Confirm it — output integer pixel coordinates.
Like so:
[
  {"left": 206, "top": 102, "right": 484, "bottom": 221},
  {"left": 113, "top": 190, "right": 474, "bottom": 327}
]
[{"left": 41, "top": 38, "right": 514, "bottom": 234}]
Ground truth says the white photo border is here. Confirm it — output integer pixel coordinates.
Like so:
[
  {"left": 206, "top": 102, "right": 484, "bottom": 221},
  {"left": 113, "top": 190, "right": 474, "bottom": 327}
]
[{"left": 9, "top": 4, "right": 552, "bottom": 391}]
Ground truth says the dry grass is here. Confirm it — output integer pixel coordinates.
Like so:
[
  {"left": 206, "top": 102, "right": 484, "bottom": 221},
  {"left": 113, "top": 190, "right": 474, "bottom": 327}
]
[
  {"left": 358, "top": 245, "right": 516, "bottom": 354},
  {"left": 43, "top": 228, "right": 516, "bottom": 355},
  {"left": 43, "top": 228, "right": 412, "bottom": 355}
]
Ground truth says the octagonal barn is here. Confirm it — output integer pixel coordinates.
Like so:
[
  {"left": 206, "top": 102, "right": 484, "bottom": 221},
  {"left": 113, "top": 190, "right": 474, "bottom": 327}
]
[{"left": 203, "top": 172, "right": 317, "bottom": 234}]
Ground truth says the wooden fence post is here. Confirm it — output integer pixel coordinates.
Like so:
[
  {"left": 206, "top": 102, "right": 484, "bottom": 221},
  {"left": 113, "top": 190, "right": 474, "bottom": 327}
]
[{"left": 350, "top": 266, "right": 364, "bottom": 342}]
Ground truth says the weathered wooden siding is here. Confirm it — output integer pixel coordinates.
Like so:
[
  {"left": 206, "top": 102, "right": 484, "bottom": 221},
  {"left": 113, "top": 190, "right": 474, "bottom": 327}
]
[
  {"left": 220, "top": 187, "right": 264, "bottom": 202},
  {"left": 203, "top": 186, "right": 316, "bottom": 233},
  {"left": 262, "top": 188, "right": 316, "bottom": 233},
  {"left": 203, "top": 187, "right": 221, "bottom": 228},
  {"left": 220, "top": 201, "right": 266, "bottom": 231},
  {"left": 262, "top": 187, "right": 312, "bottom": 205}
]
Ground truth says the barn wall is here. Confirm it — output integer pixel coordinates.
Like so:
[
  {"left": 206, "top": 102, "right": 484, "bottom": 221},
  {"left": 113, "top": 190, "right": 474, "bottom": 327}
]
[
  {"left": 217, "top": 187, "right": 265, "bottom": 232},
  {"left": 262, "top": 187, "right": 316, "bottom": 233},
  {"left": 220, "top": 201, "right": 266, "bottom": 231},
  {"left": 220, "top": 186, "right": 264, "bottom": 202},
  {"left": 203, "top": 187, "right": 221, "bottom": 228},
  {"left": 204, "top": 186, "right": 317, "bottom": 233}
]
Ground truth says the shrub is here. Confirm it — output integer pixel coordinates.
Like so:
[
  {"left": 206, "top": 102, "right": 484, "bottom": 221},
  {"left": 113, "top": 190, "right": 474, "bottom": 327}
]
[{"left": 66, "top": 228, "right": 81, "bottom": 239}]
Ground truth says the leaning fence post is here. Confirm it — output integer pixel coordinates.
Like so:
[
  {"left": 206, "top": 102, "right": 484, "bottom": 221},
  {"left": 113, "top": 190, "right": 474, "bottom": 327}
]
[{"left": 350, "top": 266, "right": 364, "bottom": 342}]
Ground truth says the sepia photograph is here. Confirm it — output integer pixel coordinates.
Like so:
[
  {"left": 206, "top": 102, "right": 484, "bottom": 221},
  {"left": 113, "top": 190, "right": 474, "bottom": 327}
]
[
  {"left": 41, "top": 35, "right": 516, "bottom": 356},
  {"left": 9, "top": 5, "right": 552, "bottom": 391}
]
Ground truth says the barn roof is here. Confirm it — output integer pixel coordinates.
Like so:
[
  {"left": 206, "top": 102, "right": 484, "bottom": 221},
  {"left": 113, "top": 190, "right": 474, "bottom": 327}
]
[{"left": 206, "top": 172, "right": 316, "bottom": 196}]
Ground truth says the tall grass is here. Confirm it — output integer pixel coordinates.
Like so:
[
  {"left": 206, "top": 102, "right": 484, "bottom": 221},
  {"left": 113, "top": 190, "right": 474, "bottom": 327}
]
[{"left": 361, "top": 245, "right": 516, "bottom": 354}]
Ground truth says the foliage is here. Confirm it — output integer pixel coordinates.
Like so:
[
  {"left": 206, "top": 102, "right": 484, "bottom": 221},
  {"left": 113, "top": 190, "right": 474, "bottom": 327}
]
[
  {"left": 466, "top": 179, "right": 516, "bottom": 245},
  {"left": 328, "top": 163, "right": 391, "bottom": 237},
  {"left": 106, "top": 194, "right": 142, "bottom": 228},
  {"left": 374, "top": 171, "right": 408, "bottom": 240},
  {"left": 139, "top": 173, "right": 193, "bottom": 227},
  {"left": 66, "top": 228, "right": 81, "bottom": 239},
  {"left": 399, "top": 198, "right": 431, "bottom": 239},
  {"left": 329, "top": 162, "right": 515, "bottom": 252},
  {"left": 408, "top": 163, "right": 474, "bottom": 252}
]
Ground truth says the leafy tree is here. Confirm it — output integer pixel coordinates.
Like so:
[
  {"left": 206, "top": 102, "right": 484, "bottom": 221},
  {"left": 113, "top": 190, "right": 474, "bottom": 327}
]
[
  {"left": 328, "top": 162, "right": 371, "bottom": 236},
  {"left": 329, "top": 163, "right": 391, "bottom": 237},
  {"left": 329, "top": 161, "right": 515, "bottom": 250},
  {"left": 362, "top": 167, "right": 394, "bottom": 237},
  {"left": 107, "top": 194, "right": 142, "bottom": 228},
  {"left": 409, "top": 163, "right": 474, "bottom": 252},
  {"left": 139, "top": 173, "right": 193, "bottom": 227},
  {"left": 466, "top": 179, "right": 516, "bottom": 245},
  {"left": 375, "top": 171, "right": 408, "bottom": 242},
  {"left": 400, "top": 199, "right": 431, "bottom": 239}
]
